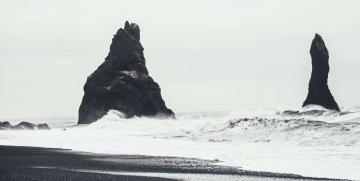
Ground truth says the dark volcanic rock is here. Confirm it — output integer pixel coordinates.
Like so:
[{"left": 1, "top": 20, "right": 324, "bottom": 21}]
[
  {"left": 303, "top": 34, "right": 340, "bottom": 111},
  {"left": 78, "top": 21, "right": 174, "bottom": 124},
  {"left": 0, "top": 121, "right": 50, "bottom": 130},
  {"left": 14, "top": 122, "right": 35, "bottom": 130},
  {"left": 37, "top": 123, "right": 50, "bottom": 130},
  {"left": 0, "top": 121, "right": 11, "bottom": 129}
]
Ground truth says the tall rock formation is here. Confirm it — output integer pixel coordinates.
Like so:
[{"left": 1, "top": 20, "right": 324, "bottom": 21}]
[
  {"left": 78, "top": 21, "right": 174, "bottom": 124},
  {"left": 303, "top": 34, "right": 340, "bottom": 111}
]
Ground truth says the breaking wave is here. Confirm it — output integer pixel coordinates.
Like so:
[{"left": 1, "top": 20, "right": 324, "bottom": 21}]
[
  {"left": 1, "top": 105, "right": 360, "bottom": 179},
  {"left": 89, "top": 105, "right": 360, "bottom": 147}
]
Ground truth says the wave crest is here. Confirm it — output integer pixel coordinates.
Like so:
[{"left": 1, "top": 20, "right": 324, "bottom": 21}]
[{"left": 87, "top": 106, "right": 360, "bottom": 147}]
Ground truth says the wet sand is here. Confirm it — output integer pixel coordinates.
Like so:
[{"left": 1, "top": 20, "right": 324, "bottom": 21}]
[{"left": 0, "top": 146, "right": 346, "bottom": 181}]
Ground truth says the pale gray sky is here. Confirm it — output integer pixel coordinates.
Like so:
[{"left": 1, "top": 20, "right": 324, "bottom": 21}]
[{"left": 1, "top": 0, "right": 360, "bottom": 118}]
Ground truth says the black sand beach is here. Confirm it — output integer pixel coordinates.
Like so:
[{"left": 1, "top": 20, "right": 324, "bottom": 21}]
[{"left": 0, "top": 145, "right": 346, "bottom": 181}]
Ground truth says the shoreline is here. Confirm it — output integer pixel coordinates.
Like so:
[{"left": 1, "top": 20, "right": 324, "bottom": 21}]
[{"left": 0, "top": 145, "right": 347, "bottom": 181}]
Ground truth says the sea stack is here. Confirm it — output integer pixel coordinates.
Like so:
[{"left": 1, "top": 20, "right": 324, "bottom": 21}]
[
  {"left": 78, "top": 21, "right": 174, "bottom": 124},
  {"left": 303, "top": 34, "right": 340, "bottom": 111}
]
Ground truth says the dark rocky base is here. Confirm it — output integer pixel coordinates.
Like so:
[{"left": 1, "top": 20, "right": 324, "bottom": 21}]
[{"left": 0, "top": 121, "right": 50, "bottom": 130}]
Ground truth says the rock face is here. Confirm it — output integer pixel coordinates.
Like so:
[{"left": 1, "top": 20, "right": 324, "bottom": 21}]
[
  {"left": 14, "top": 122, "right": 35, "bottom": 130},
  {"left": 0, "top": 121, "right": 11, "bottom": 129},
  {"left": 0, "top": 121, "right": 50, "bottom": 130},
  {"left": 78, "top": 21, "right": 174, "bottom": 124},
  {"left": 37, "top": 123, "right": 51, "bottom": 130},
  {"left": 303, "top": 34, "right": 340, "bottom": 111}
]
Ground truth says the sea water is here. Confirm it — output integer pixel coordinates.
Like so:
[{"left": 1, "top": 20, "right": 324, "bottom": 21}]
[{"left": 1, "top": 105, "right": 359, "bottom": 180}]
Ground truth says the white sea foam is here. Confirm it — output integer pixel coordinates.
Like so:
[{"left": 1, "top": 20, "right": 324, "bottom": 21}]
[{"left": 1, "top": 106, "right": 360, "bottom": 180}]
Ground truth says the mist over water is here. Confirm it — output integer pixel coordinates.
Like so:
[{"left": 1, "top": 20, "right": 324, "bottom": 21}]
[{"left": 1, "top": 105, "right": 360, "bottom": 180}]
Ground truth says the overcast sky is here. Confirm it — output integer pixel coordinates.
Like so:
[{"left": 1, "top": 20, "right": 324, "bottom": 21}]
[{"left": 1, "top": 0, "right": 360, "bottom": 118}]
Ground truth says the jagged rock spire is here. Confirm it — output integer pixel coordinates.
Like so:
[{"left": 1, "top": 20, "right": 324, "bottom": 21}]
[
  {"left": 124, "top": 21, "right": 140, "bottom": 41},
  {"left": 303, "top": 34, "right": 340, "bottom": 111},
  {"left": 78, "top": 21, "right": 174, "bottom": 124}
]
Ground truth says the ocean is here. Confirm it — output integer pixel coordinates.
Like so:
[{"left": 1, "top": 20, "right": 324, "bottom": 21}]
[{"left": 1, "top": 105, "right": 359, "bottom": 180}]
